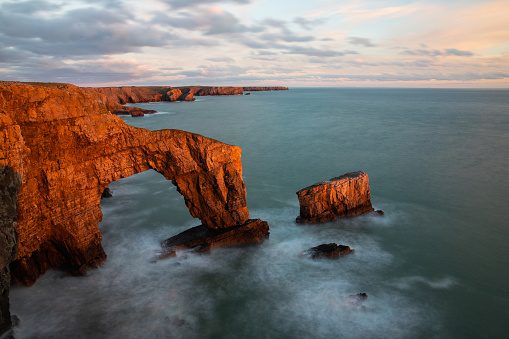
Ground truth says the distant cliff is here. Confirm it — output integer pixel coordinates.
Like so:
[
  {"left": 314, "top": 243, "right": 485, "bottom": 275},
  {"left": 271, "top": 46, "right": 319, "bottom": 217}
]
[
  {"left": 84, "top": 85, "right": 289, "bottom": 116},
  {"left": 242, "top": 86, "right": 289, "bottom": 91}
]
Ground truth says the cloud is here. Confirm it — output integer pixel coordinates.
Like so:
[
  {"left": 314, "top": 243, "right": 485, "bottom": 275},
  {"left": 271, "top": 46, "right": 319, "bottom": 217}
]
[
  {"left": 207, "top": 56, "right": 235, "bottom": 62},
  {"left": 170, "top": 64, "right": 247, "bottom": 78},
  {"left": 402, "top": 48, "right": 473, "bottom": 57},
  {"left": 154, "top": 7, "right": 263, "bottom": 35},
  {"left": 444, "top": 48, "right": 474, "bottom": 57},
  {"left": 347, "top": 37, "right": 376, "bottom": 47},
  {"left": 280, "top": 45, "right": 357, "bottom": 57},
  {"left": 259, "top": 33, "right": 314, "bottom": 43},
  {"left": 0, "top": 4, "right": 176, "bottom": 58},
  {"left": 161, "top": 0, "right": 250, "bottom": 9},
  {"left": 293, "top": 17, "right": 327, "bottom": 30},
  {"left": 1, "top": 0, "right": 61, "bottom": 14},
  {"left": 0, "top": 57, "right": 156, "bottom": 85},
  {"left": 320, "top": 71, "right": 509, "bottom": 82}
]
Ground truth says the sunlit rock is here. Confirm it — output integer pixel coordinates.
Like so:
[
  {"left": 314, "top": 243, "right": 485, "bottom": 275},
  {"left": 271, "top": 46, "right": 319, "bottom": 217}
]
[{"left": 296, "top": 171, "right": 374, "bottom": 223}]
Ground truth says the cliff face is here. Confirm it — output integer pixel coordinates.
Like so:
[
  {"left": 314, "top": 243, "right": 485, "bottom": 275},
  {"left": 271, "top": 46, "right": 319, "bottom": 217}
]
[
  {"left": 0, "top": 82, "right": 251, "bottom": 287},
  {"left": 242, "top": 87, "right": 289, "bottom": 91},
  {"left": 296, "top": 171, "right": 374, "bottom": 223},
  {"left": 82, "top": 86, "right": 288, "bottom": 117},
  {"left": 0, "top": 116, "right": 24, "bottom": 335}
]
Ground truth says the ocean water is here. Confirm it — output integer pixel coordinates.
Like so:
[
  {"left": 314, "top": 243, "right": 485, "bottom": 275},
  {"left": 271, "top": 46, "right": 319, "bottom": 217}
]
[{"left": 10, "top": 88, "right": 509, "bottom": 338}]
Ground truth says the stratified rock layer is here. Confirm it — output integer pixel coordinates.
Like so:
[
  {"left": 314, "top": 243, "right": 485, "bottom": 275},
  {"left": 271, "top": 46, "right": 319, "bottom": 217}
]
[
  {"left": 0, "top": 82, "right": 252, "bottom": 287},
  {"left": 296, "top": 171, "right": 374, "bottom": 223},
  {"left": 159, "top": 219, "right": 269, "bottom": 259}
]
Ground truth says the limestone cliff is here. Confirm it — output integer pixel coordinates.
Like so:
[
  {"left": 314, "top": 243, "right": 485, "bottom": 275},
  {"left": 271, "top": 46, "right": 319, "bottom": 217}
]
[
  {"left": 296, "top": 171, "right": 374, "bottom": 223},
  {"left": 0, "top": 82, "right": 256, "bottom": 282}
]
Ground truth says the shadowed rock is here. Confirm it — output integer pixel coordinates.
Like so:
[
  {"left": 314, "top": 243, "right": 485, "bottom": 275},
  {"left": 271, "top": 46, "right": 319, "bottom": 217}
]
[
  {"left": 296, "top": 171, "right": 374, "bottom": 223},
  {"left": 158, "top": 219, "right": 269, "bottom": 259},
  {"left": 302, "top": 243, "right": 354, "bottom": 259},
  {"left": 346, "top": 293, "right": 368, "bottom": 307}
]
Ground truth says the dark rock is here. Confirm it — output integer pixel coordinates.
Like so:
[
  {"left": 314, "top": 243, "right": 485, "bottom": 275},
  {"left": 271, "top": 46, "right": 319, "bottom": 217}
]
[
  {"left": 159, "top": 219, "right": 269, "bottom": 259},
  {"left": 101, "top": 188, "right": 113, "bottom": 198},
  {"left": 346, "top": 293, "right": 368, "bottom": 306},
  {"left": 10, "top": 315, "right": 19, "bottom": 327},
  {"left": 244, "top": 93, "right": 250, "bottom": 95},
  {"left": 302, "top": 243, "right": 354, "bottom": 259},
  {"left": 296, "top": 171, "right": 374, "bottom": 223},
  {"left": 371, "top": 210, "right": 384, "bottom": 216}
]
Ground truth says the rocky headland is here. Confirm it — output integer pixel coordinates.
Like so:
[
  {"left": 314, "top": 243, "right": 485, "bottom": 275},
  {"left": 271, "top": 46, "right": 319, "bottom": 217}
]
[
  {"left": 83, "top": 85, "right": 289, "bottom": 116},
  {"left": 0, "top": 81, "right": 273, "bottom": 334},
  {"left": 242, "top": 86, "right": 289, "bottom": 92},
  {"left": 296, "top": 171, "right": 375, "bottom": 223}
]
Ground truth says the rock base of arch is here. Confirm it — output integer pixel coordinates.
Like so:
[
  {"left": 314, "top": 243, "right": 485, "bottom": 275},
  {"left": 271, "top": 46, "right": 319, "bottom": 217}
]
[{"left": 159, "top": 219, "right": 269, "bottom": 259}]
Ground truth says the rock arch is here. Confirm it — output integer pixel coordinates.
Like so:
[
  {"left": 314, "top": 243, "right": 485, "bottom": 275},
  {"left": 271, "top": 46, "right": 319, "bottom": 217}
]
[{"left": 0, "top": 83, "right": 261, "bottom": 334}]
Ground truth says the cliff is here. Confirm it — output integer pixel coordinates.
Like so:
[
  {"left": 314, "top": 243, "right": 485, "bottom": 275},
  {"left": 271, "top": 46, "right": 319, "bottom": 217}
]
[
  {"left": 296, "top": 171, "right": 374, "bottom": 223},
  {"left": 242, "top": 86, "right": 289, "bottom": 91},
  {"left": 0, "top": 81, "right": 268, "bottom": 333},
  {"left": 83, "top": 86, "right": 245, "bottom": 116}
]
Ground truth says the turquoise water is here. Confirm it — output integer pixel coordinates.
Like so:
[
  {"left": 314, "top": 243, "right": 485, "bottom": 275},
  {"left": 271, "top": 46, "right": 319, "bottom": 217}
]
[{"left": 10, "top": 88, "right": 509, "bottom": 338}]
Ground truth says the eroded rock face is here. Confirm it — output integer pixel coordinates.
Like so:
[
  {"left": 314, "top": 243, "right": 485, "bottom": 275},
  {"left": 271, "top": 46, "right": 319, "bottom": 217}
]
[
  {"left": 296, "top": 171, "right": 374, "bottom": 223},
  {"left": 0, "top": 82, "right": 251, "bottom": 287},
  {"left": 0, "top": 111, "right": 25, "bottom": 335}
]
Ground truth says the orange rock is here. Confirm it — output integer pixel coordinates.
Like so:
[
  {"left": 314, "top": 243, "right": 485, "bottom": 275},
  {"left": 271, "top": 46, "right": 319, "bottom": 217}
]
[
  {"left": 0, "top": 82, "right": 255, "bottom": 287},
  {"left": 166, "top": 88, "right": 183, "bottom": 102},
  {"left": 296, "top": 171, "right": 374, "bottom": 223}
]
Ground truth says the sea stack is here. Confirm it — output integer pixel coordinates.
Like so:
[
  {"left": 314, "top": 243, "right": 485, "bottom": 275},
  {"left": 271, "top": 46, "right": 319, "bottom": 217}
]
[{"left": 296, "top": 171, "right": 374, "bottom": 223}]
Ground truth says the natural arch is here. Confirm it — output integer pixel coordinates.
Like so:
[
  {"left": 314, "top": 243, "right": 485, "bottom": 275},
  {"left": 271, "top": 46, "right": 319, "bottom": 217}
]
[
  {"left": 0, "top": 82, "right": 252, "bottom": 288},
  {"left": 0, "top": 82, "right": 270, "bottom": 335}
]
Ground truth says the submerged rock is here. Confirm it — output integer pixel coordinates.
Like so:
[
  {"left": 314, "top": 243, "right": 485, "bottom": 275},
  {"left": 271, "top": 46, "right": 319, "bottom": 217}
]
[
  {"left": 159, "top": 219, "right": 270, "bottom": 259},
  {"left": 345, "top": 293, "right": 368, "bottom": 307},
  {"left": 302, "top": 243, "right": 354, "bottom": 259},
  {"left": 296, "top": 171, "right": 374, "bottom": 223}
]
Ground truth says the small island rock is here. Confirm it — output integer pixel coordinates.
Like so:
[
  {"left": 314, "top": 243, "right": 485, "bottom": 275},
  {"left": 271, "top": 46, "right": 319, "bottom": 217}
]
[{"left": 296, "top": 171, "right": 374, "bottom": 223}]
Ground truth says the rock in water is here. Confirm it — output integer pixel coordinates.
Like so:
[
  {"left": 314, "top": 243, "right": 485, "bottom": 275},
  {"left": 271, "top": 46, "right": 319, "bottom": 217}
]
[
  {"left": 346, "top": 293, "right": 368, "bottom": 307},
  {"left": 101, "top": 188, "right": 113, "bottom": 198},
  {"left": 296, "top": 171, "right": 374, "bottom": 223},
  {"left": 159, "top": 219, "right": 269, "bottom": 259},
  {"left": 302, "top": 243, "right": 354, "bottom": 259}
]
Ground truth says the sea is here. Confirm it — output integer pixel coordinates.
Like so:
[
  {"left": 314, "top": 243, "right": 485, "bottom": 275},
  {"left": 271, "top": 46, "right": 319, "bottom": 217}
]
[{"left": 9, "top": 88, "right": 509, "bottom": 338}]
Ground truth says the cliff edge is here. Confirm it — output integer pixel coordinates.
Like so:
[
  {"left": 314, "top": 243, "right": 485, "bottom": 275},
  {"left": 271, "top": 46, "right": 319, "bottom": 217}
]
[{"left": 0, "top": 82, "right": 264, "bottom": 334}]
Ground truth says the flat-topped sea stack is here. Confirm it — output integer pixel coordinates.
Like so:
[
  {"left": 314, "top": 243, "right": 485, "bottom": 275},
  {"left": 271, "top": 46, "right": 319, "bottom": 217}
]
[
  {"left": 296, "top": 171, "right": 374, "bottom": 223},
  {"left": 0, "top": 81, "right": 270, "bottom": 334}
]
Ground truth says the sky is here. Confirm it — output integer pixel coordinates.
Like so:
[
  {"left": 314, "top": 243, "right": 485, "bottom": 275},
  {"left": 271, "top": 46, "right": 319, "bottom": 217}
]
[{"left": 0, "top": 0, "right": 508, "bottom": 87}]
